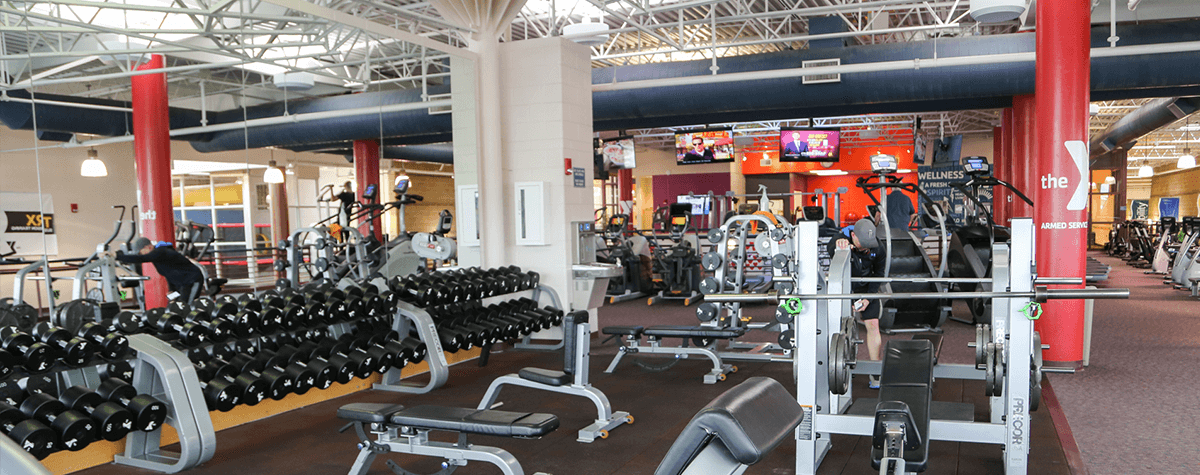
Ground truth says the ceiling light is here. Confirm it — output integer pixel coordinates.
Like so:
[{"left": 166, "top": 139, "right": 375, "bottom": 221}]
[
  {"left": 81, "top": 149, "right": 108, "bottom": 177},
  {"left": 264, "top": 160, "right": 285, "bottom": 184},
  {"left": 1138, "top": 164, "right": 1154, "bottom": 178},
  {"left": 1178, "top": 151, "right": 1196, "bottom": 169},
  {"left": 969, "top": 0, "right": 1026, "bottom": 23},
  {"left": 273, "top": 72, "right": 315, "bottom": 91},
  {"left": 811, "top": 169, "right": 848, "bottom": 176},
  {"left": 563, "top": 16, "right": 610, "bottom": 46},
  {"left": 1104, "top": 176, "right": 1116, "bottom": 185}
]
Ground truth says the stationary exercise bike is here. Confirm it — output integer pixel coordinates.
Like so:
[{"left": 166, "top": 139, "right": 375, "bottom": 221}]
[{"left": 600, "top": 214, "right": 648, "bottom": 303}]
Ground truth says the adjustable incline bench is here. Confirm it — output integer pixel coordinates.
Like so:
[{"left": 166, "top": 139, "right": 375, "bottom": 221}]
[
  {"left": 602, "top": 325, "right": 745, "bottom": 384},
  {"left": 478, "top": 311, "right": 632, "bottom": 443},
  {"left": 337, "top": 376, "right": 802, "bottom": 475},
  {"left": 872, "top": 339, "right": 936, "bottom": 475}
]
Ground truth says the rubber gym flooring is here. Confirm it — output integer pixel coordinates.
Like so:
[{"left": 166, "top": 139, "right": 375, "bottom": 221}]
[{"left": 77, "top": 299, "right": 1074, "bottom": 475}]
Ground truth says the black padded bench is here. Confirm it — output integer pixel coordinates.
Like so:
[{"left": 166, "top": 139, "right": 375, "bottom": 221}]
[
  {"left": 655, "top": 377, "right": 804, "bottom": 475},
  {"left": 604, "top": 325, "right": 746, "bottom": 384},
  {"left": 872, "top": 339, "right": 935, "bottom": 474},
  {"left": 479, "top": 312, "right": 633, "bottom": 443},
  {"left": 338, "top": 403, "right": 558, "bottom": 475}
]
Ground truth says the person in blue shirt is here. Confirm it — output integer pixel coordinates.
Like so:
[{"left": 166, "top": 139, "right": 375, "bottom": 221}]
[{"left": 884, "top": 189, "right": 917, "bottom": 231}]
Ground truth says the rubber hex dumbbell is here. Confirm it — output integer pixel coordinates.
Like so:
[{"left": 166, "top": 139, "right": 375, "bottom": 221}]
[
  {"left": 0, "top": 402, "right": 57, "bottom": 459},
  {"left": 78, "top": 322, "right": 130, "bottom": 360},
  {"left": 95, "top": 378, "right": 168, "bottom": 432},
  {"left": 0, "top": 327, "right": 52, "bottom": 373},
  {"left": 18, "top": 392, "right": 97, "bottom": 452},
  {"left": 0, "top": 348, "right": 16, "bottom": 379},
  {"left": 33, "top": 323, "right": 93, "bottom": 367},
  {"left": 58, "top": 386, "right": 134, "bottom": 442},
  {"left": 294, "top": 342, "right": 354, "bottom": 385},
  {"left": 256, "top": 349, "right": 318, "bottom": 395}
]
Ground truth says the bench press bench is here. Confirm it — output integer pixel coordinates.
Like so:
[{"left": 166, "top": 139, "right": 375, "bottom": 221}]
[
  {"left": 872, "top": 339, "right": 936, "bottom": 474},
  {"left": 338, "top": 377, "right": 802, "bottom": 475},
  {"left": 602, "top": 325, "right": 745, "bottom": 384},
  {"left": 337, "top": 403, "right": 557, "bottom": 475},
  {"left": 478, "top": 311, "right": 632, "bottom": 443}
]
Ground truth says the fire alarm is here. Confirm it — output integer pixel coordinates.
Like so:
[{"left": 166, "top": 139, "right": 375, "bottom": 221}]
[
  {"left": 564, "top": 158, "right": 573, "bottom": 175},
  {"left": 71, "top": 204, "right": 79, "bottom": 213}
]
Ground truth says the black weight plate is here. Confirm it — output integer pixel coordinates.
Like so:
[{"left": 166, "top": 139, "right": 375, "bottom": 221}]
[
  {"left": 695, "top": 303, "right": 718, "bottom": 322},
  {"left": 701, "top": 253, "right": 722, "bottom": 272},
  {"left": 772, "top": 254, "right": 789, "bottom": 269},
  {"left": 56, "top": 300, "right": 98, "bottom": 334},
  {"left": 8, "top": 304, "right": 38, "bottom": 332},
  {"left": 699, "top": 277, "right": 721, "bottom": 295}
]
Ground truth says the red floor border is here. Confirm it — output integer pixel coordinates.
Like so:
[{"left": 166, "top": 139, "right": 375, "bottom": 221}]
[{"left": 1042, "top": 378, "right": 1089, "bottom": 475}]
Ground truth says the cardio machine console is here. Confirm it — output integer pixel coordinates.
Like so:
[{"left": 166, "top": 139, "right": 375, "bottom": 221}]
[
  {"left": 870, "top": 154, "right": 898, "bottom": 174},
  {"left": 393, "top": 174, "right": 411, "bottom": 195},
  {"left": 606, "top": 215, "right": 629, "bottom": 239},
  {"left": 961, "top": 156, "right": 990, "bottom": 175}
]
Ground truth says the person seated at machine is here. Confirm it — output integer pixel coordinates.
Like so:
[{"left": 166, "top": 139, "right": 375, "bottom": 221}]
[
  {"left": 110, "top": 238, "right": 205, "bottom": 304},
  {"left": 828, "top": 218, "right": 886, "bottom": 388}
]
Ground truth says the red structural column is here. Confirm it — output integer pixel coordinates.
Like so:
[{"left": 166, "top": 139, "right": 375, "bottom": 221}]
[
  {"left": 131, "top": 54, "right": 174, "bottom": 309},
  {"left": 270, "top": 183, "right": 290, "bottom": 280},
  {"left": 992, "top": 124, "right": 1008, "bottom": 227},
  {"left": 1000, "top": 108, "right": 1014, "bottom": 224},
  {"left": 1034, "top": 0, "right": 1091, "bottom": 368},
  {"left": 1012, "top": 95, "right": 1037, "bottom": 219},
  {"left": 617, "top": 168, "right": 634, "bottom": 226},
  {"left": 353, "top": 139, "right": 382, "bottom": 241}
]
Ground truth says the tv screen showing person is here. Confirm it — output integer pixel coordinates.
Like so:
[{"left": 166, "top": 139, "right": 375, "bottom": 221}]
[
  {"left": 779, "top": 128, "right": 841, "bottom": 162},
  {"left": 675, "top": 129, "right": 734, "bottom": 164}
]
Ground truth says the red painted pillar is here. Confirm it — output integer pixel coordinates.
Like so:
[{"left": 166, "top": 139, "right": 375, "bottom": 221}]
[
  {"left": 131, "top": 54, "right": 174, "bottom": 309},
  {"left": 270, "top": 183, "right": 290, "bottom": 280},
  {"left": 1000, "top": 108, "right": 1015, "bottom": 225},
  {"left": 617, "top": 168, "right": 634, "bottom": 226},
  {"left": 353, "top": 139, "right": 383, "bottom": 241},
  {"left": 1034, "top": 0, "right": 1091, "bottom": 368},
  {"left": 1012, "top": 95, "right": 1037, "bottom": 219},
  {"left": 992, "top": 125, "right": 1008, "bottom": 227}
]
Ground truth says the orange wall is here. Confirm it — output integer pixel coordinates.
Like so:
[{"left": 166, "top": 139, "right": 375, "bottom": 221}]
[{"left": 741, "top": 138, "right": 919, "bottom": 175}]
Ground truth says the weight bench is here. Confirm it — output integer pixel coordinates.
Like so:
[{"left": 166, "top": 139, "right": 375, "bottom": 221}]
[
  {"left": 478, "top": 311, "right": 632, "bottom": 443},
  {"left": 337, "top": 403, "right": 558, "bottom": 475},
  {"left": 872, "top": 339, "right": 935, "bottom": 474},
  {"left": 655, "top": 376, "right": 804, "bottom": 475},
  {"left": 602, "top": 325, "right": 745, "bottom": 384}
]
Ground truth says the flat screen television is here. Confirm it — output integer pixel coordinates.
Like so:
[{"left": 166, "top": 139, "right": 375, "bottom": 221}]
[
  {"left": 675, "top": 129, "right": 734, "bottom": 165},
  {"left": 602, "top": 136, "right": 636, "bottom": 169},
  {"left": 933, "top": 134, "right": 964, "bottom": 165},
  {"left": 779, "top": 127, "right": 841, "bottom": 162},
  {"left": 676, "top": 194, "right": 712, "bottom": 216}
]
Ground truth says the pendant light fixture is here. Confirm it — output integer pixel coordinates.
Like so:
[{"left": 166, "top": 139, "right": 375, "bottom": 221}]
[
  {"left": 81, "top": 148, "right": 108, "bottom": 177},
  {"left": 1138, "top": 161, "right": 1155, "bottom": 178},
  {"left": 263, "top": 148, "right": 284, "bottom": 184},
  {"left": 1178, "top": 115, "right": 1196, "bottom": 169}
]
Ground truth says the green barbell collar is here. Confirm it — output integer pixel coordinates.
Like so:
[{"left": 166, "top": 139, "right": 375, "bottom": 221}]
[
  {"left": 1020, "top": 301, "right": 1043, "bottom": 320},
  {"left": 783, "top": 297, "right": 803, "bottom": 315}
]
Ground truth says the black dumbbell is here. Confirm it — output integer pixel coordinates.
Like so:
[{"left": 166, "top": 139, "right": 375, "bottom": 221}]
[
  {"left": 101, "top": 360, "right": 135, "bottom": 383},
  {"left": 256, "top": 349, "right": 317, "bottom": 395},
  {"left": 110, "top": 311, "right": 144, "bottom": 334},
  {"left": 17, "top": 392, "right": 97, "bottom": 451},
  {"left": 95, "top": 378, "right": 168, "bottom": 432},
  {"left": 0, "top": 327, "right": 52, "bottom": 373},
  {"left": 294, "top": 342, "right": 354, "bottom": 385},
  {"left": 313, "top": 339, "right": 375, "bottom": 380},
  {"left": 224, "top": 353, "right": 292, "bottom": 401},
  {"left": 78, "top": 322, "right": 130, "bottom": 360},
  {"left": 275, "top": 344, "right": 334, "bottom": 391},
  {"left": 0, "top": 348, "right": 15, "bottom": 379},
  {"left": 189, "top": 359, "right": 244, "bottom": 412},
  {"left": 142, "top": 311, "right": 210, "bottom": 347},
  {"left": 0, "top": 402, "right": 57, "bottom": 459},
  {"left": 198, "top": 357, "right": 268, "bottom": 407},
  {"left": 180, "top": 309, "right": 235, "bottom": 343},
  {"left": 58, "top": 386, "right": 134, "bottom": 442},
  {"left": 32, "top": 323, "right": 93, "bottom": 367},
  {"left": 341, "top": 335, "right": 394, "bottom": 374}
]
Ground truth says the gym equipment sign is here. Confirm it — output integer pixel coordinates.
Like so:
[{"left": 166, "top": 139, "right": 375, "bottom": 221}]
[{"left": 0, "top": 192, "right": 59, "bottom": 256}]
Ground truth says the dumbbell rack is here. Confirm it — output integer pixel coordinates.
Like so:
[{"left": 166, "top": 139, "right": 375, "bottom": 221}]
[
  {"left": 375, "top": 284, "right": 563, "bottom": 394},
  {"left": 113, "top": 334, "right": 215, "bottom": 473}
]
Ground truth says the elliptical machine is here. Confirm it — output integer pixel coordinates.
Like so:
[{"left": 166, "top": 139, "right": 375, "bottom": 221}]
[
  {"left": 648, "top": 204, "right": 703, "bottom": 306},
  {"left": 1150, "top": 217, "right": 1178, "bottom": 275},
  {"left": 601, "top": 214, "right": 648, "bottom": 303},
  {"left": 944, "top": 156, "right": 1032, "bottom": 324}
]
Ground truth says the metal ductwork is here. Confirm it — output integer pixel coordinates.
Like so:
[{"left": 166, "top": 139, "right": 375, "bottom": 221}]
[
  {"left": 329, "top": 144, "right": 454, "bottom": 164},
  {"left": 1089, "top": 96, "right": 1200, "bottom": 157},
  {"left": 0, "top": 89, "right": 205, "bottom": 139},
  {"left": 592, "top": 21, "right": 1200, "bottom": 130},
  {"left": 188, "top": 87, "right": 453, "bottom": 153}
]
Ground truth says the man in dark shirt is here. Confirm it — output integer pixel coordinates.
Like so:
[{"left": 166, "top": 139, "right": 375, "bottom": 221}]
[
  {"left": 884, "top": 189, "right": 917, "bottom": 231},
  {"left": 682, "top": 137, "right": 715, "bottom": 162},
  {"left": 828, "top": 218, "right": 887, "bottom": 388},
  {"left": 114, "top": 237, "right": 205, "bottom": 304}
]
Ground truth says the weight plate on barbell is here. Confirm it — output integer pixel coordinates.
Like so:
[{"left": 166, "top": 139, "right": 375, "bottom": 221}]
[
  {"left": 984, "top": 345, "right": 997, "bottom": 397},
  {"left": 701, "top": 252, "right": 723, "bottom": 272},
  {"left": 975, "top": 324, "right": 988, "bottom": 368},
  {"left": 772, "top": 254, "right": 789, "bottom": 269},
  {"left": 777, "top": 331, "right": 794, "bottom": 350},
  {"left": 696, "top": 303, "right": 719, "bottom": 322},
  {"left": 829, "top": 334, "right": 851, "bottom": 395},
  {"left": 769, "top": 227, "right": 787, "bottom": 241},
  {"left": 699, "top": 277, "right": 721, "bottom": 295},
  {"left": 56, "top": 299, "right": 98, "bottom": 334},
  {"left": 774, "top": 305, "right": 793, "bottom": 324},
  {"left": 775, "top": 281, "right": 794, "bottom": 295},
  {"left": 707, "top": 229, "right": 724, "bottom": 244}
]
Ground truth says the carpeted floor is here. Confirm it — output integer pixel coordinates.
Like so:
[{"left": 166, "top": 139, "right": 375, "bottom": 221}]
[{"left": 1047, "top": 253, "right": 1200, "bottom": 475}]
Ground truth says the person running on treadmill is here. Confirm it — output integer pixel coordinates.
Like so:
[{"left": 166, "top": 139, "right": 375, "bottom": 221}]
[
  {"left": 111, "top": 237, "right": 205, "bottom": 304},
  {"left": 828, "top": 218, "right": 886, "bottom": 389}
]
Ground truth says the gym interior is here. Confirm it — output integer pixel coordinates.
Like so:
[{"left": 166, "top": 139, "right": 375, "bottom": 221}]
[{"left": 0, "top": 1, "right": 1196, "bottom": 474}]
